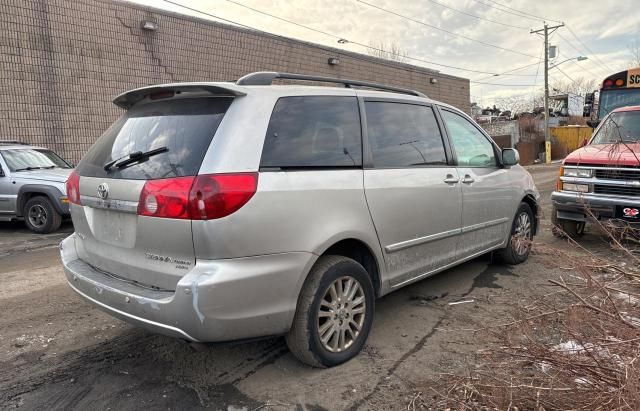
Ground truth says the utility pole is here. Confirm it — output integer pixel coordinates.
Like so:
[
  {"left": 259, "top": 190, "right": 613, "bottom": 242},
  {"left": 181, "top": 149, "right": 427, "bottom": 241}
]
[{"left": 531, "top": 22, "right": 564, "bottom": 164}]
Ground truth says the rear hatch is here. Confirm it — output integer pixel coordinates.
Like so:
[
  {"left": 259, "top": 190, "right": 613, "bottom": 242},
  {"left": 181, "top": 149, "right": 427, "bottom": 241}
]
[{"left": 70, "top": 94, "right": 233, "bottom": 291}]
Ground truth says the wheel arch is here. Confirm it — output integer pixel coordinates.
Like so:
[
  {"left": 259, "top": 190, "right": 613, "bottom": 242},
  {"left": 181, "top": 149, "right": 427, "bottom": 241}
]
[
  {"left": 521, "top": 193, "right": 539, "bottom": 235},
  {"left": 320, "top": 238, "right": 382, "bottom": 298},
  {"left": 17, "top": 185, "right": 67, "bottom": 216}
]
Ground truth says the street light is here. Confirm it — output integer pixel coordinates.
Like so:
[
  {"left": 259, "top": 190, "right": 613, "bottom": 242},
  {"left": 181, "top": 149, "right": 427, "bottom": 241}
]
[
  {"left": 542, "top": 55, "right": 588, "bottom": 163},
  {"left": 549, "top": 56, "right": 588, "bottom": 70}
]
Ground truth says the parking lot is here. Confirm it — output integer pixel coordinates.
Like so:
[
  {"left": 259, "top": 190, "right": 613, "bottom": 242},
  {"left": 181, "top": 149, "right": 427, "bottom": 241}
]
[{"left": 1, "top": 164, "right": 608, "bottom": 410}]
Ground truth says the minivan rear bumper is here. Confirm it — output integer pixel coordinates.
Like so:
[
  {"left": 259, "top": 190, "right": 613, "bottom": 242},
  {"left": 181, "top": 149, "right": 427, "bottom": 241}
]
[{"left": 60, "top": 234, "right": 316, "bottom": 342}]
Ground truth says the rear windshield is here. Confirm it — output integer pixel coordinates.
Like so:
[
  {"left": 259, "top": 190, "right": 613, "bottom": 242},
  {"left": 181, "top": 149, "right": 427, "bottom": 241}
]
[{"left": 76, "top": 97, "right": 231, "bottom": 180}]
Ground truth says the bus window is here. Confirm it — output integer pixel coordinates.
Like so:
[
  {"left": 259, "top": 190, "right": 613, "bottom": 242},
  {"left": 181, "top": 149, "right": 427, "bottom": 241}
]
[{"left": 599, "top": 89, "right": 640, "bottom": 118}]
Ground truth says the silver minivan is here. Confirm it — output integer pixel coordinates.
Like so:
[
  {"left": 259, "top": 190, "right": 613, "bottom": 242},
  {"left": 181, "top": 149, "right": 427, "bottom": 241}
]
[{"left": 60, "top": 72, "right": 539, "bottom": 367}]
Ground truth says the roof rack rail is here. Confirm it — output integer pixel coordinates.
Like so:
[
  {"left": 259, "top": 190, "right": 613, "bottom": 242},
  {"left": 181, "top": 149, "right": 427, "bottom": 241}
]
[
  {"left": 236, "top": 72, "right": 427, "bottom": 98},
  {"left": 0, "top": 140, "right": 28, "bottom": 145}
]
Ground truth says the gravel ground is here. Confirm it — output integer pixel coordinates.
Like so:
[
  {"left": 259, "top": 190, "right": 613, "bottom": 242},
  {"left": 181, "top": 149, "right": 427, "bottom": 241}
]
[{"left": 2, "top": 164, "right": 612, "bottom": 411}]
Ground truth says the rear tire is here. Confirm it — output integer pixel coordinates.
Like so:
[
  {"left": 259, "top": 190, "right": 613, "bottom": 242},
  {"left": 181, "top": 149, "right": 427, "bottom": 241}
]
[
  {"left": 551, "top": 205, "right": 585, "bottom": 238},
  {"left": 286, "top": 255, "right": 375, "bottom": 368},
  {"left": 23, "top": 196, "right": 62, "bottom": 234},
  {"left": 497, "top": 202, "right": 534, "bottom": 265}
]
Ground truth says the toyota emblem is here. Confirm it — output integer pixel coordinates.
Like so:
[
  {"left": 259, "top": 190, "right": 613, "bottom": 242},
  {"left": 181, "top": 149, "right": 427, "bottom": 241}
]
[{"left": 97, "top": 183, "right": 109, "bottom": 199}]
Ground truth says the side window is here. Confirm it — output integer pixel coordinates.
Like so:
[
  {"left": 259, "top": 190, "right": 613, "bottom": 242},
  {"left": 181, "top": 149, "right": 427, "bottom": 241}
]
[
  {"left": 441, "top": 110, "right": 496, "bottom": 167},
  {"left": 260, "top": 96, "right": 362, "bottom": 168},
  {"left": 365, "top": 102, "right": 447, "bottom": 167}
]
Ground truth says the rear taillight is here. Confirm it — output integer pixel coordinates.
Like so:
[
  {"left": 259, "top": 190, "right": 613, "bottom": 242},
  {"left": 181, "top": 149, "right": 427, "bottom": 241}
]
[
  {"left": 189, "top": 173, "right": 258, "bottom": 220},
  {"left": 136, "top": 173, "right": 258, "bottom": 220},
  {"left": 66, "top": 170, "right": 81, "bottom": 205},
  {"left": 138, "top": 176, "right": 194, "bottom": 219}
]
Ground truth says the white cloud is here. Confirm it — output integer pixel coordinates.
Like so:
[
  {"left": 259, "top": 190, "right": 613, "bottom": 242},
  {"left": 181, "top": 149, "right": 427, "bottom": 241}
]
[{"left": 127, "top": 0, "right": 638, "bottom": 106}]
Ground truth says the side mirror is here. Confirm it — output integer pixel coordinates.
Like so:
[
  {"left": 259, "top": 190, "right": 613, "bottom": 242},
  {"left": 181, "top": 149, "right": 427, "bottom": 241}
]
[
  {"left": 586, "top": 120, "right": 599, "bottom": 129},
  {"left": 502, "top": 148, "right": 519, "bottom": 166}
]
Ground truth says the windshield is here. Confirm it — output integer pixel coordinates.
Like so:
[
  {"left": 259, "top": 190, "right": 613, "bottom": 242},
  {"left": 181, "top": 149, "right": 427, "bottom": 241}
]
[
  {"left": 1, "top": 149, "right": 72, "bottom": 172},
  {"left": 599, "top": 89, "right": 640, "bottom": 119},
  {"left": 76, "top": 97, "right": 231, "bottom": 180},
  {"left": 591, "top": 111, "right": 640, "bottom": 144}
]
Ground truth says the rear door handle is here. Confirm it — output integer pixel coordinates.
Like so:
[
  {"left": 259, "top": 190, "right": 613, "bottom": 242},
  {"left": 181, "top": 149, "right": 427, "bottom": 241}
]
[
  {"left": 462, "top": 175, "right": 475, "bottom": 184},
  {"left": 443, "top": 174, "right": 459, "bottom": 184}
]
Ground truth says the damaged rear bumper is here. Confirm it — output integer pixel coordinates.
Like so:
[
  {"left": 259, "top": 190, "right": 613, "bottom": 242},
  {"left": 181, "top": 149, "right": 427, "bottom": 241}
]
[{"left": 59, "top": 234, "right": 316, "bottom": 342}]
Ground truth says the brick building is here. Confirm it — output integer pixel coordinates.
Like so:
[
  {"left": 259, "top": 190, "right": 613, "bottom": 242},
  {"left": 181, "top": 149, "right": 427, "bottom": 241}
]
[{"left": 1, "top": 0, "right": 470, "bottom": 163}]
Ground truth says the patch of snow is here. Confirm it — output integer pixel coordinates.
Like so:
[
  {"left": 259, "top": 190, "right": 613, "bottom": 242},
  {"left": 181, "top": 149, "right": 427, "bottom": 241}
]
[
  {"left": 613, "top": 292, "right": 640, "bottom": 306},
  {"left": 553, "top": 340, "right": 591, "bottom": 354}
]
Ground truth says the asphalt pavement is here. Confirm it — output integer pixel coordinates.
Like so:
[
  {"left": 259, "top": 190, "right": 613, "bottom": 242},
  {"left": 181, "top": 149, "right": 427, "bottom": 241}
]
[{"left": 1, "top": 164, "right": 584, "bottom": 411}]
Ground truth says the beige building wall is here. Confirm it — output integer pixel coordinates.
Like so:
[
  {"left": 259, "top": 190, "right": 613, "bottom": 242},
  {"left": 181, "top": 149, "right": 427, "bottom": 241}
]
[{"left": 1, "top": 0, "right": 470, "bottom": 163}]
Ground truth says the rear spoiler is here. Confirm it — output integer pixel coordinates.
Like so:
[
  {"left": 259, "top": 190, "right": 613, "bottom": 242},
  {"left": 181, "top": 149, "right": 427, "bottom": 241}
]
[{"left": 113, "top": 83, "right": 247, "bottom": 109}]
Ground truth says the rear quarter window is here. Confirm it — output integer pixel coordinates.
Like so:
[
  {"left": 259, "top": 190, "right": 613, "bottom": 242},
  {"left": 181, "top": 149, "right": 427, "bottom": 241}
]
[
  {"left": 76, "top": 97, "right": 232, "bottom": 180},
  {"left": 260, "top": 96, "right": 362, "bottom": 168}
]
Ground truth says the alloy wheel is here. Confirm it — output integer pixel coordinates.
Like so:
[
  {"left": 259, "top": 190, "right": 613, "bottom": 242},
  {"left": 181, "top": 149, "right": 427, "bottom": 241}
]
[
  {"left": 317, "top": 276, "right": 366, "bottom": 353},
  {"left": 512, "top": 211, "right": 532, "bottom": 255},
  {"left": 28, "top": 204, "right": 48, "bottom": 228}
]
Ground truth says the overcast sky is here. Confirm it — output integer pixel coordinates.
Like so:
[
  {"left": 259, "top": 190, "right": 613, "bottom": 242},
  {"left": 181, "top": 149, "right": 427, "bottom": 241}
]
[{"left": 127, "top": 0, "right": 638, "bottom": 107}]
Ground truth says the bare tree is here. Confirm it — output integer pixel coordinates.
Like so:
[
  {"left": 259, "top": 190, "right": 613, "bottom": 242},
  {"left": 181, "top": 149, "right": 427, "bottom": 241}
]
[
  {"left": 492, "top": 76, "right": 597, "bottom": 117},
  {"left": 367, "top": 41, "right": 408, "bottom": 62},
  {"left": 494, "top": 95, "right": 537, "bottom": 116},
  {"left": 629, "top": 37, "right": 640, "bottom": 67},
  {"left": 550, "top": 77, "right": 597, "bottom": 96}
]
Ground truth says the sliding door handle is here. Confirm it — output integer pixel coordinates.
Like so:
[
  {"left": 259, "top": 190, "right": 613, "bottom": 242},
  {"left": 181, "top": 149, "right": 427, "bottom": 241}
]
[{"left": 443, "top": 174, "right": 459, "bottom": 184}]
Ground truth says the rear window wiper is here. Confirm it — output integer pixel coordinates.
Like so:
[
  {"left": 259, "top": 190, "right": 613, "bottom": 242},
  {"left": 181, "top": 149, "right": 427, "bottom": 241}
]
[{"left": 104, "top": 147, "right": 168, "bottom": 172}]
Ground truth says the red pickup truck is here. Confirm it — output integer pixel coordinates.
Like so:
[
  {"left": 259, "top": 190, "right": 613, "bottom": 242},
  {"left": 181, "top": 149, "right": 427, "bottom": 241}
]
[{"left": 551, "top": 105, "right": 640, "bottom": 236}]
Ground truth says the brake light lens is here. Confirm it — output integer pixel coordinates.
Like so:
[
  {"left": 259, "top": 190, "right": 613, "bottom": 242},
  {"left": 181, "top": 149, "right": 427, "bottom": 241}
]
[
  {"left": 137, "top": 173, "right": 258, "bottom": 220},
  {"left": 189, "top": 173, "right": 258, "bottom": 220},
  {"left": 66, "top": 170, "right": 81, "bottom": 205},
  {"left": 138, "top": 176, "right": 194, "bottom": 219}
]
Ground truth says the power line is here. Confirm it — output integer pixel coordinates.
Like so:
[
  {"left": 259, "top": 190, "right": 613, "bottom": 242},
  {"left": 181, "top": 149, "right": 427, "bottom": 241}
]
[
  {"left": 470, "top": 81, "right": 542, "bottom": 87},
  {"left": 554, "top": 65, "right": 575, "bottom": 83},
  {"left": 421, "top": 0, "right": 529, "bottom": 30},
  {"left": 528, "top": 43, "right": 544, "bottom": 100},
  {"left": 356, "top": 0, "right": 541, "bottom": 59},
  {"left": 479, "top": 0, "right": 562, "bottom": 24},
  {"left": 565, "top": 25, "right": 615, "bottom": 73},
  {"left": 568, "top": 58, "right": 602, "bottom": 81},
  {"left": 469, "top": 0, "right": 542, "bottom": 22},
  {"left": 161, "top": 0, "right": 507, "bottom": 75},
  {"left": 555, "top": 33, "right": 610, "bottom": 77},
  {"left": 472, "top": 61, "right": 542, "bottom": 83}
]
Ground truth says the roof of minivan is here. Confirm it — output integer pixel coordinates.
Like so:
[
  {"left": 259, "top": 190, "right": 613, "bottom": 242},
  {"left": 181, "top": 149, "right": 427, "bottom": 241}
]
[{"left": 114, "top": 81, "right": 439, "bottom": 108}]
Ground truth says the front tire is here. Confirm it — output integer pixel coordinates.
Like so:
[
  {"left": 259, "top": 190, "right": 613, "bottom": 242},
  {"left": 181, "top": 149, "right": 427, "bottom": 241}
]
[
  {"left": 497, "top": 202, "right": 534, "bottom": 265},
  {"left": 23, "top": 196, "right": 62, "bottom": 234},
  {"left": 286, "top": 255, "right": 375, "bottom": 368}
]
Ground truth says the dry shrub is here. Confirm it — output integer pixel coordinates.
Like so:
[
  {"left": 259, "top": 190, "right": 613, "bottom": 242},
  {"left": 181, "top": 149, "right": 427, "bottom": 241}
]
[{"left": 429, "top": 222, "right": 640, "bottom": 410}]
